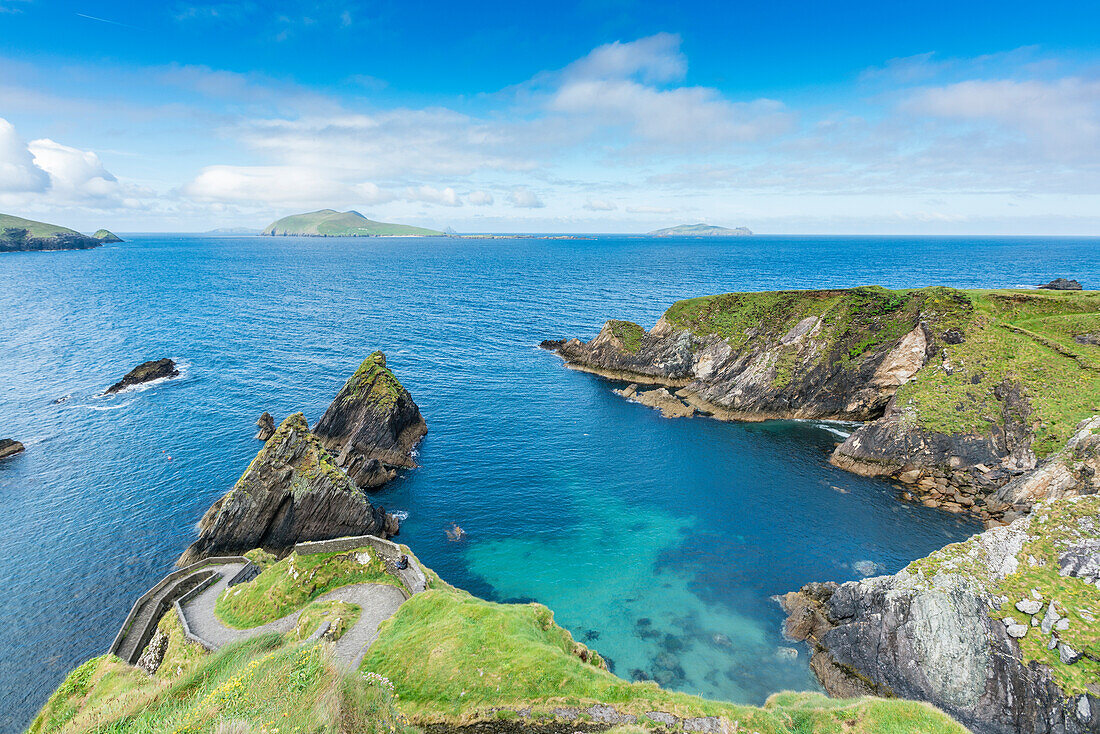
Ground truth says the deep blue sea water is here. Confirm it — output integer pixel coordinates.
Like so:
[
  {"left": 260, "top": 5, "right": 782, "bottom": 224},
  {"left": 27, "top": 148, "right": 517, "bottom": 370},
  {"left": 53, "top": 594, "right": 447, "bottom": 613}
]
[{"left": 1, "top": 234, "right": 1097, "bottom": 732}]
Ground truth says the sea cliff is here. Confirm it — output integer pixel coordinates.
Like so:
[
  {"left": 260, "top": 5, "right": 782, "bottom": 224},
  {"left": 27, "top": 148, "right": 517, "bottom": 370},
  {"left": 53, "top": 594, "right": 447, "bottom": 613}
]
[{"left": 544, "top": 286, "right": 1100, "bottom": 524}]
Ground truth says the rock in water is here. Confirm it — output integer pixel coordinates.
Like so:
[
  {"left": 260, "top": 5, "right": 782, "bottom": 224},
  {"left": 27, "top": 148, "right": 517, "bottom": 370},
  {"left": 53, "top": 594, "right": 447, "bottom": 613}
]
[
  {"left": 0, "top": 438, "right": 25, "bottom": 460},
  {"left": 255, "top": 411, "right": 275, "bottom": 441},
  {"left": 177, "top": 413, "right": 397, "bottom": 566},
  {"left": 106, "top": 358, "right": 179, "bottom": 394},
  {"left": 313, "top": 351, "right": 427, "bottom": 489},
  {"left": 1039, "top": 278, "right": 1083, "bottom": 290}
]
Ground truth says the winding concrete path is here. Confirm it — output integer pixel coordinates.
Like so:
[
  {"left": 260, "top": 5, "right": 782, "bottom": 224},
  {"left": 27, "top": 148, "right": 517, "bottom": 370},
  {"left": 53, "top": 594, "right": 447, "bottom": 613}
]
[{"left": 179, "top": 564, "right": 406, "bottom": 670}]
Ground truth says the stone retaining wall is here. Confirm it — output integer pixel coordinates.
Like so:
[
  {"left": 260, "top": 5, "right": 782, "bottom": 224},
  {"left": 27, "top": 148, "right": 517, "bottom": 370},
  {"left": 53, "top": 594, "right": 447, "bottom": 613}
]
[{"left": 294, "top": 534, "right": 427, "bottom": 596}]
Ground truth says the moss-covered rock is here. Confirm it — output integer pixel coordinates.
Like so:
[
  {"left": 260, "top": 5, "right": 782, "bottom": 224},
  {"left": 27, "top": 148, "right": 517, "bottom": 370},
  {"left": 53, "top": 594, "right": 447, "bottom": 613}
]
[{"left": 313, "top": 351, "right": 427, "bottom": 489}]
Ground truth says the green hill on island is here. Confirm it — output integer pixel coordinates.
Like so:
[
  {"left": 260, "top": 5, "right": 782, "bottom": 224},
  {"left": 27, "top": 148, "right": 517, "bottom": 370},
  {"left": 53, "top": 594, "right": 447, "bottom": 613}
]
[
  {"left": 263, "top": 209, "right": 443, "bottom": 237},
  {"left": 93, "top": 229, "right": 123, "bottom": 243},
  {"left": 0, "top": 213, "right": 103, "bottom": 252},
  {"left": 648, "top": 223, "right": 753, "bottom": 236}
]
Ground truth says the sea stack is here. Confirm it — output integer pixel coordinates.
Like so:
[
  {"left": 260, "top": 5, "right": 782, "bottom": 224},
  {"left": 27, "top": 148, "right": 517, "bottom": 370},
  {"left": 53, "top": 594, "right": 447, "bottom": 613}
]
[
  {"left": 177, "top": 413, "right": 397, "bottom": 566},
  {"left": 313, "top": 351, "right": 427, "bottom": 488},
  {"left": 106, "top": 358, "right": 179, "bottom": 394},
  {"left": 0, "top": 439, "right": 25, "bottom": 460},
  {"left": 255, "top": 411, "right": 275, "bottom": 440}
]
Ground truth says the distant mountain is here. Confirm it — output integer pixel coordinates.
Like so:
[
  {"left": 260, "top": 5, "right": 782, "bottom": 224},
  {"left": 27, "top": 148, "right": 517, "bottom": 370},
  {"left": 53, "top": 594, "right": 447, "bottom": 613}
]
[
  {"left": 262, "top": 209, "right": 443, "bottom": 237},
  {"left": 93, "top": 229, "right": 124, "bottom": 243},
  {"left": 0, "top": 213, "right": 102, "bottom": 252},
  {"left": 205, "top": 226, "right": 262, "bottom": 235},
  {"left": 648, "top": 223, "right": 753, "bottom": 237}
]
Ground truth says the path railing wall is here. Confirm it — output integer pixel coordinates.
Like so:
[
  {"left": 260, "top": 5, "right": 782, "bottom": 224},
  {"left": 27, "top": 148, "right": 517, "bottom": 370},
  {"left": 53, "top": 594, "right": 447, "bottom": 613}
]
[{"left": 293, "top": 535, "right": 428, "bottom": 596}]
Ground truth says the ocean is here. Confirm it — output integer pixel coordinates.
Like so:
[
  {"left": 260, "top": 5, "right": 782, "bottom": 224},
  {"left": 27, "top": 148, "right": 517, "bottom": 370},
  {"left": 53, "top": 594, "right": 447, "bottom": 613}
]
[{"left": 1, "top": 233, "right": 1096, "bottom": 732}]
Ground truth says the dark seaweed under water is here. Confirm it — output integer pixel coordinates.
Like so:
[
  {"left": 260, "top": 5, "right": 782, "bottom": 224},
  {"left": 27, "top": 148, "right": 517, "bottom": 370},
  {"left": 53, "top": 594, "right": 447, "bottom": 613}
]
[{"left": 2, "top": 234, "right": 1097, "bottom": 732}]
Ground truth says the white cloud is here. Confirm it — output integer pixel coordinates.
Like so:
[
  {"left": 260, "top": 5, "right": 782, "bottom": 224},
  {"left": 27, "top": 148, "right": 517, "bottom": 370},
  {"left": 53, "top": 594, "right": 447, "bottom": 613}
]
[
  {"left": 546, "top": 34, "right": 793, "bottom": 147},
  {"left": 509, "top": 186, "right": 544, "bottom": 208},
  {"left": 404, "top": 184, "right": 462, "bottom": 207},
  {"left": 467, "top": 190, "right": 494, "bottom": 205},
  {"left": 626, "top": 205, "right": 674, "bottom": 214},
  {"left": 0, "top": 117, "right": 49, "bottom": 192},
  {"left": 28, "top": 138, "right": 124, "bottom": 203},
  {"left": 181, "top": 165, "right": 348, "bottom": 203},
  {"left": 903, "top": 77, "right": 1100, "bottom": 159},
  {"left": 583, "top": 198, "right": 616, "bottom": 211},
  {"left": 350, "top": 181, "right": 396, "bottom": 204}
]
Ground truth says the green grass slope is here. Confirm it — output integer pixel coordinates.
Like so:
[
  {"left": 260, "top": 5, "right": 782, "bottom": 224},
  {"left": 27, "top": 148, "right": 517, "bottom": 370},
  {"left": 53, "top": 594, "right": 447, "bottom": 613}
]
[
  {"left": 32, "top": 544, "right": 966, "bottom": 734},
  {"left": 1, "top": 213, "right": 102, "bottom": 252},
  {"left": 0, "top": 213, "right": 79, "bottom": 238},
  {"left": 263, "top": 210, "right": 442, "bottom": 237},
  {"left": 648, "top": 223, "right": 752, "bottom": 236},
  {"left": 663, "top": 286, "right": 1100, "bottom": 458}
]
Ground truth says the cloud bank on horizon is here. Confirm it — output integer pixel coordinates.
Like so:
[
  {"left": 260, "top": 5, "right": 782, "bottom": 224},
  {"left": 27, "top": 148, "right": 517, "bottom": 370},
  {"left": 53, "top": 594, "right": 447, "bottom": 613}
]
[{"left": 0, "top": 0, "right": 1098, "bottom": 234}]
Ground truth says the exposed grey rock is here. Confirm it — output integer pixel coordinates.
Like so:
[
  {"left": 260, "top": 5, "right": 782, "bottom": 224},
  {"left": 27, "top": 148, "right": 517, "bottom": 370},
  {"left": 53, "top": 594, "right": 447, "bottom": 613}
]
[
  {"left": 178, "top": 413, "right": 396, "bottom": 566},
  {"left": 780, "top": 496, "right": 1100, "bottom": 734},
  {"left": 631, "top": 387, "right": 695, "bottom": 418},
  {"left": 136, "top": 629, "right": 168, "bottom": 675},
  {"left": 1039, "top": 278, "right": 1083, "bottom": 290},
  {"left": 1059, "top": 538, "right": 1100, "bottom": 587},
  {"left": 106, "top": 358, "right": 179, "bottom": 394},
  {"left": 0, "top": 438, "right": 24, "bottom": 460},
  {"left": 313, "top": 351, "right": 427, "bottom": 489},
  {"left": 1059, "top": 642, "right": 1082, "bottom": 665},
  {"left": 1016, "top": 599, "right": 1043, "bottom": 615},
  {"left": 1040, "top": 602, "right": 1061, "bottom": 634},
  {"left": 255, "top": 411, "right": 275, "bottom": 441}
]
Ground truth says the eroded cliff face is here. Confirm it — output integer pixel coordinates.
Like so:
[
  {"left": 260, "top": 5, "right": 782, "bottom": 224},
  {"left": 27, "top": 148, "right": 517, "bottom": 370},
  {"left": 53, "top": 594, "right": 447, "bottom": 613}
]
[
  {"left": 546, "top": 287, "right": 1100, "bottom": 522},
  {"left": 313, "top": 351, "right": 427, "bottom": 489},
  {"left": 177, "top": 413, "right": 396, "bottom": 566},
  {"left": 779, "top": 493, "right": 1100, "bottom": 734}
]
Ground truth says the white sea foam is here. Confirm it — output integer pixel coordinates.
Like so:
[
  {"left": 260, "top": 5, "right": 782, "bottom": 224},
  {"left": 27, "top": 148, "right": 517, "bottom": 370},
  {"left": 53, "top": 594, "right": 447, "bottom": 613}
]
[
  {"left": 390, "top": 510, "right": 410, "bottom": 521},
  {"left": 96, "top": 359, "right": 189, "bottom": 397}
]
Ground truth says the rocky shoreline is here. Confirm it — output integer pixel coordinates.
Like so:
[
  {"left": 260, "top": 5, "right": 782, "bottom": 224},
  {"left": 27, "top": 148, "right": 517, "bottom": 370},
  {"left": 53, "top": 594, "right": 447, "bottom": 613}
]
[
  {"left": 543, "top": 286, "right": 1100, "bottom": 527},
  {"left": 106, "top": 358, "right": 179, "bottom": 394}
]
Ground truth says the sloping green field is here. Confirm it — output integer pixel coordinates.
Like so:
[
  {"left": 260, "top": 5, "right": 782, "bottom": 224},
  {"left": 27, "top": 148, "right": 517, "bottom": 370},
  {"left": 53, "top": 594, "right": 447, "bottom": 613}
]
[
  {"left": 0, "top": 213, "right": 81, "bottom": 238},
  {"left": 263, "top": 209, "right": 442, "bottom": 237}
]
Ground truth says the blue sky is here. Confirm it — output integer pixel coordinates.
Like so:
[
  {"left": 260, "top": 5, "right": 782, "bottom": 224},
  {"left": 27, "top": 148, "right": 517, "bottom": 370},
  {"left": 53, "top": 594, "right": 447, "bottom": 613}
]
[{"left": 1, "top": 0, "right": 1098, "bottom": 233}]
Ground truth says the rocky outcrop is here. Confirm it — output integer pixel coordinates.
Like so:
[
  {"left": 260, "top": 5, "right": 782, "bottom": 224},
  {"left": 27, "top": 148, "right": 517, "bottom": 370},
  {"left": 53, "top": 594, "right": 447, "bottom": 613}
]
[
  {"left": 313, "top": 351, "right": 427, "bottom": 489},
  {"left": 993, "top": 416, "right": 1100, "bottom": 510},
  {"left": 1040, "top": 279, "right": 1084, "bottom": 291},
  {"left": 177, "top": 413, "right": 397, "bottom": 566},
  {"left": 255, "top": 412, "right": 275, "bottom": 441},
  {"left": 779, "top": 494, "right": 1100, "bottom": 734},
  {"left": 106, "top": 358, "right": 179, "bottom": 394},
  {"left": 93, "top": 229, "right": 124, "bottom": 243},
  {"left": 0, "top": 438, "right": 25, "bottom": 460}
]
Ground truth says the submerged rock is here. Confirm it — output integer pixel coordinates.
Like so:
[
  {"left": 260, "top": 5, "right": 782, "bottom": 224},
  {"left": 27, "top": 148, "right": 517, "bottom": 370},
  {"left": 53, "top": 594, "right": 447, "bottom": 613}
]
[
  {"left": 177, "top": 413, "right": 397, "bottom": 566},
  {"left": 313, "top": 351, "right": 427, "bottom": 489},
  {"left": 106, "top": 358, "right": 179, "bottom": 394},
  {"left": 255, "top": 411, "right": 275, "bottom": 441},
  {"left": 780, "top": 494, "right": 1100, "bottom": 734},
  {"left": 0, "top": 438, "right": 25, "bottom": 460}
]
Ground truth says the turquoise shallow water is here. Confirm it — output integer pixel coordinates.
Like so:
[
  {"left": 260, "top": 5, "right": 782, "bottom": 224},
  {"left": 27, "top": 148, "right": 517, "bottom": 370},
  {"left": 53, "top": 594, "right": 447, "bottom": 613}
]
[{"left": 1, "top": 234, "right": 1097, "bottom": 732}]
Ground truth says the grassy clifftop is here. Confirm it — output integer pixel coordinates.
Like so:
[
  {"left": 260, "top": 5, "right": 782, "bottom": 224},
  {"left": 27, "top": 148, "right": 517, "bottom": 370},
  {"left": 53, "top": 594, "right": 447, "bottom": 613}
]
[
  {"left": 263, "top": 210, "right": 442, "bottom": 237},
  {"left": 661, "top": 286, "right": 1099, "bottom": 457},
  {"left": 33, "top": 545, "right": 966, "bottom": 734}
]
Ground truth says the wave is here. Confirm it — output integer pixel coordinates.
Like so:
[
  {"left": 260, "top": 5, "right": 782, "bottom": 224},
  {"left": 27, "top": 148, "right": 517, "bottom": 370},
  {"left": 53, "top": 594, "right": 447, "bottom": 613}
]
[
  {"left": 84, "top": 399, "right": 138, "bottom": 411},
  {"left": 390, "top": 510, "right": 410, "bottom": 521}
]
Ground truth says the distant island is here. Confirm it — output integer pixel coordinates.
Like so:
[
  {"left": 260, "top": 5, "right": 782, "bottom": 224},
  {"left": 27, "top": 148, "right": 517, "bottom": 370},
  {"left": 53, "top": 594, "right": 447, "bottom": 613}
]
[
  {"left": 1, "top": 213, "right": 106, "bottom": 252},
  {"left": 648, "top": 223, "right": 753, "bottom": 237},
  {"left": 205, "top": 226, "right": 262, "bottom": 235},
  {"left": 262, "top": 209, "right": 443, "bottom": 237},
  {"left": 94, "top": 229, "right": 124, "bottom": 243}
]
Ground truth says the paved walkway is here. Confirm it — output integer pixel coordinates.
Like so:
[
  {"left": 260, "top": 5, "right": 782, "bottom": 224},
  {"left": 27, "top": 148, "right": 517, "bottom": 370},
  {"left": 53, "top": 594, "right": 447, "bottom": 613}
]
[{"left": 179, "top": 565, "right": 407, "bottom": 670}]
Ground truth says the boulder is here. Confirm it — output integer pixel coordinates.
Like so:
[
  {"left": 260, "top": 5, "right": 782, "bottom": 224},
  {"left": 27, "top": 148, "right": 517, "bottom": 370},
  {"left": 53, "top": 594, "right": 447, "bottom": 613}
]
[
  {"left": 631, "top": 388, "right": 695, "bottom": 418},
  {"left": 0, "top": 438, "right": 25, "bottom": 460},
  {"left": 255, "top": 411, "right": 275, "bottom": 441},
  {"left": 106, "top": 358, "right": 179, "bottom": 394},
  {"left": 312, "top": 351, "right": 427, "bottom": 489},
  {"left": 1038, "top": 278, "right": 1083, "bottom": 291},
  {"left": 177, "top": 413, "right": 397, "bottom": 566}
]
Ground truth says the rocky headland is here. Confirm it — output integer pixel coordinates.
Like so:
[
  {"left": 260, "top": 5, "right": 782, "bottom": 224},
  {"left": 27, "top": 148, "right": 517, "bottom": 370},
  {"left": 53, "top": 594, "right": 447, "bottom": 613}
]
[
  {"left": 177, "top": 412, "right": 398, "bottom": 566},
  {"left": 105, "top": 358, "right": 179, "bottom": 394},
  {"left": 0, "top": 438, "right": 25, "bottom": 460},
  {"left": 544, "top": 286, "right": 1100, "bottom": 525},
  {"left": 0, "top": 213, "right": 103, "bottom": 252},
  {"left": 779, "top": 489, "right": 1100, "bottom": 734},
  {"left": 312, "top": 350, "right": 427, "bottom": 489},
  {"left": 254, "top": 411, "right": 275, "bottom": 440}
]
